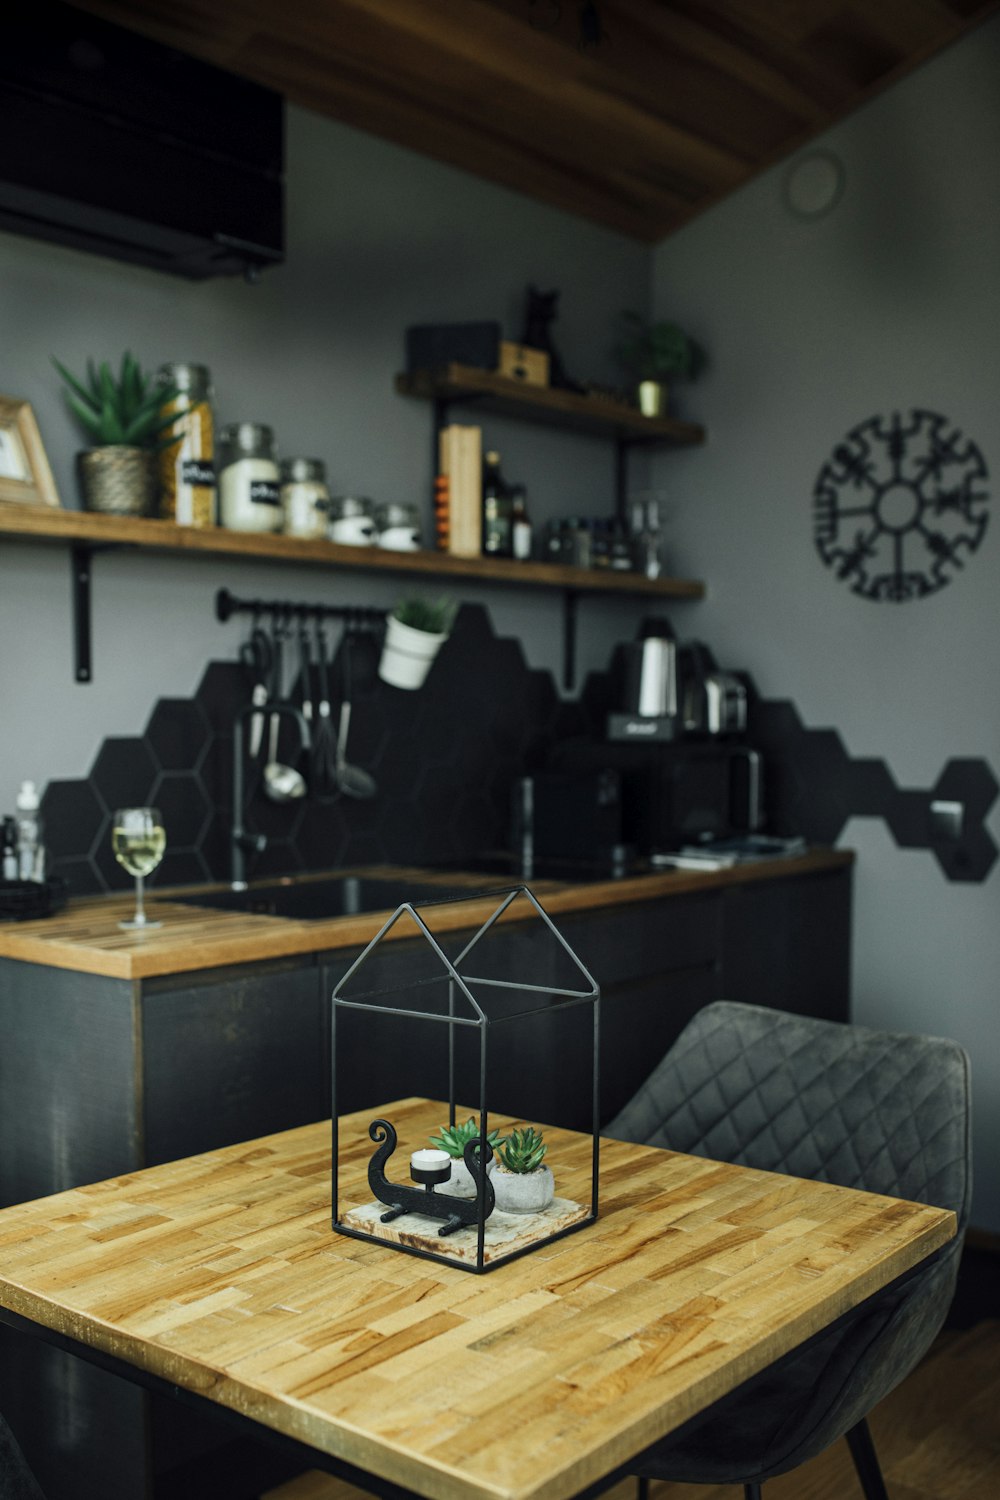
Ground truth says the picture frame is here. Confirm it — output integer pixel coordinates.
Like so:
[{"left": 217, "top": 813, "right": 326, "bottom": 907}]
[{"left": 0, "top": 396, "right": 61, "bottom": 507}]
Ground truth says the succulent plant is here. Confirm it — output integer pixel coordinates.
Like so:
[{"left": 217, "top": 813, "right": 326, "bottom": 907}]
[
  {"left": 429, "top": 1116, "right": 503, "bottom": 1159},
  {"left": 494, "top": 1125, "right": 548, "bottom": 1175},
  {"left": 53, "top": 352, "right": 180, "bottom": 450},
  {"left": 392, "top": 594, "right": 458, "bottom": 636}
]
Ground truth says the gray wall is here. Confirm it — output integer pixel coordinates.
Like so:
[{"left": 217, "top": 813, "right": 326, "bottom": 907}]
[
  {"left": 649, "top": 16, "right": 1000, "bottom": 1231},
  {"left": 0, "top": 105, "right": 648, "bottom": 815}
]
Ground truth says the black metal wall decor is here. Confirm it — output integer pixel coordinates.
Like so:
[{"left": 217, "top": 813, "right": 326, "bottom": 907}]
[
  {"left": 814, "top": 410, "right": 989, "bottom": 600},
  {"left": 330, "top": 886, "right": 600, "bottom": 1274}
]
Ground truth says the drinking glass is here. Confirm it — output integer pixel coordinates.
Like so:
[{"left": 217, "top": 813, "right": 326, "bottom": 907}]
[{"left": 112, "top": 807, "right": 165, "bottom": 930}]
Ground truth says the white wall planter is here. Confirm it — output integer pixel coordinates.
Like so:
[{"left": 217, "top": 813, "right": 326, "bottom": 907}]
[
  {"left": 491, "top": 1165, "right": 555, "bottom": 1215},
  {"left": 378, "top": 614, "right": 448, "bottom": 690}
]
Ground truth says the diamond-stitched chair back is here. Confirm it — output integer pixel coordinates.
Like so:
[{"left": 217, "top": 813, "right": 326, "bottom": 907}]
[
  {"left": 604, "top": 1001, "right": 971, "bottom": 1495},
  {"left": 606, "top": 1001, "right": 970, "bottom": 1222}
]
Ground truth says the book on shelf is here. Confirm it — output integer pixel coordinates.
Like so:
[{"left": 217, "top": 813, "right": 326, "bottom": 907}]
[{"left": 436, "top": 423, "right": 482, "bottom": 558}]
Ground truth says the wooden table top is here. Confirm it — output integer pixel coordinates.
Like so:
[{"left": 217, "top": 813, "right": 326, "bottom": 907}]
[
  {"left": 0, "top": 851, "right": 853, "bottom": 980},
  {"left": 0, "top": 1097, "right": 952, "bottom": 1500}
]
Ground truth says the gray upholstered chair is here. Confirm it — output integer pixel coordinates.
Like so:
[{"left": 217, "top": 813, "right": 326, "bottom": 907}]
[
  {"left": 604, "top": 1001, "right": 972, "bottom": 1500},
  {"left": 0, "top": 1412, "right": 46, "bottom": 1500}
]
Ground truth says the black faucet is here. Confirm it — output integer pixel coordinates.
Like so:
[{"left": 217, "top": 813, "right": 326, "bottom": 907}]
[{"left": 231, "top": 700, "right": 310, "bottom": 890}]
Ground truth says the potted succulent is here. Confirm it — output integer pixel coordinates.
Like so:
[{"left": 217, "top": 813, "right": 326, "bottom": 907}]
[
  {"left": 378, "top": 593, "right": 457, "bottom": 691},
  {"left": 53, "top": 352, "right": 179, "bottom": 515},
  {"left": 490, "top": 1124, "right": 555, "bottom": 1215},
  {"left": 614, "top": 311, "right": 705, "bottom": 418},
  {"left": 428, "top": 1116, "right": 503, "bottom": 1199}
]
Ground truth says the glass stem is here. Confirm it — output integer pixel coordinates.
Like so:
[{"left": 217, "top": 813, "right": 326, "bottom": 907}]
[{"left": 134, "top": 874, "right": 146, "bottom": 925}]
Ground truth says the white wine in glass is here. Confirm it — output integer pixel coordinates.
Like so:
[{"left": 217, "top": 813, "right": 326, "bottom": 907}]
[{"left": 112, "top": 807, "right": 166, "bottom": 929}]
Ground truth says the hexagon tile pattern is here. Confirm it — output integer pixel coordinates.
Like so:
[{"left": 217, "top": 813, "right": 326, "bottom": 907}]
[{"left": 36, "top": 607, "right": 999, "bottom": 894}]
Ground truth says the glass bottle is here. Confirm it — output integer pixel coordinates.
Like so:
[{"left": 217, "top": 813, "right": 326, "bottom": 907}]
[
  {"left": 482, "top": 450, "right": 512, "bottom": 557},
  {"left": 510, "top": 486, "right": 533, "bottom": 560},
  {"left": 157, "top": 363, "right": 216, "bottom": 528},
  {"left": 217, "top": 424, "right": 282, "bottom": 533}
]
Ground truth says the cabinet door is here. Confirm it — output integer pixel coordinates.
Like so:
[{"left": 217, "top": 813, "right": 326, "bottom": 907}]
[
  {"left": 142, "top": 956, "right": 325, "bottom": 1164},
  {"left": 720, "top": 867, "right": 852, "bottom": 1022}
]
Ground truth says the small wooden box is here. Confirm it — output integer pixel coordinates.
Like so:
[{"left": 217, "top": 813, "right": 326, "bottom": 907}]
[{"left": 498, "top": 341, "right": 550, "bottom": 386}]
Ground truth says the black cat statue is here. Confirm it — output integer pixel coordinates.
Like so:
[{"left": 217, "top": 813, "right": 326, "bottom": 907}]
[{"left": 521, "top": 285, "right": 587, "bottom": 393}]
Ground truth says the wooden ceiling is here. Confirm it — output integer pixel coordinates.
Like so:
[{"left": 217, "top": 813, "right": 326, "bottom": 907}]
[{"left": 71, "top": 0, "right": 997, "bottom": 242}]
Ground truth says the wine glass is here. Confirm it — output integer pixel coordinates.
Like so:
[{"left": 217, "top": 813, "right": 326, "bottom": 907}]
[{"left": 112, "top": 807, "right": 165, "bottom": 930}]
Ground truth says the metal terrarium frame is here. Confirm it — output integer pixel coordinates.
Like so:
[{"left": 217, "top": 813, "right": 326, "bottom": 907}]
[{"left": 330, "top": 885, "right": 600, "bottom": 1274}]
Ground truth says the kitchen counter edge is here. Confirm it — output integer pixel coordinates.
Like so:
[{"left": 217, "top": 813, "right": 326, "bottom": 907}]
[{"left": 0, "top": 851, "right": 854, "bottom": 981}]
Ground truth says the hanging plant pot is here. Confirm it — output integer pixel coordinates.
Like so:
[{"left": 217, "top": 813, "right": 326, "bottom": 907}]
[
  {"left": 378, "top": 614, "right": 448, "bottom": 691},
  {"left": 78, "top": 446, "right": 156, "bottom": 516}
]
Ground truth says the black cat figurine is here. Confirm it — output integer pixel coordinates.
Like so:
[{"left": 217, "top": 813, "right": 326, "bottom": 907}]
[{"left": 521, "top": 285, "right": 587, "bottom": 393}]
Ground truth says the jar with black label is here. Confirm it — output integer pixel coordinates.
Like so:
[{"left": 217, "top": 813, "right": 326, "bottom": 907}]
[
  {"left": 328, "top": 495, "right": 376, "bottom": 546},
  {"left": 280, "top": 457, "right": 329, "bottom": 538},
  {"left": 374, "top": 502, "right": 421, "bottom": 551},
  {"left": 157, "top": 363, "right": 216, "bottom": 527},
  {"left": 217, "top": 424, "right": 282, "bottom": 533}
]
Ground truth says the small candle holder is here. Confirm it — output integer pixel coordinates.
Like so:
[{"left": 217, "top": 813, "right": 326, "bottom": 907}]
[{"left": 368, "top": 1118, "right": 495, "bottom": 1237}]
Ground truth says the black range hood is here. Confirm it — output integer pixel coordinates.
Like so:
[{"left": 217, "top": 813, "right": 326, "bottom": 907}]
[{"left": 1, "top": 1, "right": 284, "bottom": 279}]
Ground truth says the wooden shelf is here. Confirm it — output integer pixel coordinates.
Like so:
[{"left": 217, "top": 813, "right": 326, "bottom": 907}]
[
  {"left": 0, "top": 502, "right": 705, "bottom": 600},
  {"left": 395, "top": 364, "right": 706, "bottom": 445}
]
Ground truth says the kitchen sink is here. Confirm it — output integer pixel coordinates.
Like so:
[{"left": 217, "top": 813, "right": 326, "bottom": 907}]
[{"left": 171, "top": 875, "right": 460, "bottom": 922}]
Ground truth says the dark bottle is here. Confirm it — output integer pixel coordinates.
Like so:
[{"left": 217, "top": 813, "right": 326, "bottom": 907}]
[{"left": 482, "top": 449, "right": 512, "bottom": 556}]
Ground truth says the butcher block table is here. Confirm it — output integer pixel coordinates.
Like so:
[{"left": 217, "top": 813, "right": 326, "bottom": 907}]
[{"left": 0, "top": 1097, "right": 953, "bottom": 1500}]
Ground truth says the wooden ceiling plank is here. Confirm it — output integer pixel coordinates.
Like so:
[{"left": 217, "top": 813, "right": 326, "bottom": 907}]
[{"left": 291, "top": 0, "right": 751, "bottom": 188}]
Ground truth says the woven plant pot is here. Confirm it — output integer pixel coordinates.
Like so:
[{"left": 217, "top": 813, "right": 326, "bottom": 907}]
[{"left": 78, "top": 446, "right": 155, "bottom": 516}]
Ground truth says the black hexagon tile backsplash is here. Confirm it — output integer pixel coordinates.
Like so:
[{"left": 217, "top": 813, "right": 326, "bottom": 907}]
[{"left": 34, "top": 604, "right": 998, "bottom": 893}]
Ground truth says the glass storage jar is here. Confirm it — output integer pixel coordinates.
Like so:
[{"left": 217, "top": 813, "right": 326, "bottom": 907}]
[
  {"left": 375, "top": 501, "right": 421, "bottom": 552},
  {"left": 280, "top": 458, "right": 329, "bottom": 538},
  {"left": 217, "top": 424, "right": 282, "bottom": 533},
  {"left": 157, "top": 362, "right": 216, "bottom": 528},
  {"left": 328, "top": 495, "right": 376, "bottom": 546}
]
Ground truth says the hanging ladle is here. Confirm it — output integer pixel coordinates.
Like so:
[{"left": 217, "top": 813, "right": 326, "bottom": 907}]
[
  {"left": 263, "top": 616, "right": 308, "bottom": 803},
  {"left": 333, "top": 628, "right": 376, "bottom": 799}
]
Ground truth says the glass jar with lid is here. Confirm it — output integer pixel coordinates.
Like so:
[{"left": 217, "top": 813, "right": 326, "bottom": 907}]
[
  {"left": 280, "top": 457, "right": 330, "bottom": 539},
  {"left": 374, "top": 501, "right": 421, "bottom": 552},
  {"left": 157, "top": 362, "right": 215, "bottom": 528},
  {"left": 328, "top": 495, "right": 376, "bottom": 547},
  {"left": 217, "top": 424, "right": 281, "bottom": 533}
]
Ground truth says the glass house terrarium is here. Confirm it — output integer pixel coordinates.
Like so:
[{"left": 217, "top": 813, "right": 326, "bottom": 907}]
[{"left": 330, "top": 885, "right": 600, "bottom": 1274}]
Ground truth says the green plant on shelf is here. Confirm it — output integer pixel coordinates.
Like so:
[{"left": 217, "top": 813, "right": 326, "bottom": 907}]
[
  {"left": 52, "top": 351, "right": 179, "bottom": 450},
  {"left": 614, "top": 311, "right": 705, "bottom": 382}
]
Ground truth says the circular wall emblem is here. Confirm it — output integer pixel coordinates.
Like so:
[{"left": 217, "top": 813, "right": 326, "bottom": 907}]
[{"left": 813, "top": 410, "right": 989, "bottom": 601}]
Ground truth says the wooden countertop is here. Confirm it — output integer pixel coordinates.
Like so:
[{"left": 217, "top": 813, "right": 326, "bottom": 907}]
[
  {"left": 0, "top": 1099, "right": 952, "bottom": 1500},
  {"left": 0, "top": 852, "right": 853, "bottom": 983}
]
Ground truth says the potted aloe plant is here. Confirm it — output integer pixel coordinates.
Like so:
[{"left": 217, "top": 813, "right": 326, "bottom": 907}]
[
  {"left": 614, "top": 311, "right": 705, "bottom": 418},
  {"left": 491, "top": 1124, "right": 554, "bottom": 1215},
  {"left": 53, "top": 352, "right": 179, "bottom": 515},
  {"left": 428, "top": 1116, "right": 503, "bottom": 1199},
  {"left": 378, "top": 593, "right": 457, "bottom": 691}
]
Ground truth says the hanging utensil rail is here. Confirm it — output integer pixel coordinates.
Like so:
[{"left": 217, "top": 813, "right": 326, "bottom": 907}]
[{"left": 215, "top": 587, "right": 386, "bottom": 628}]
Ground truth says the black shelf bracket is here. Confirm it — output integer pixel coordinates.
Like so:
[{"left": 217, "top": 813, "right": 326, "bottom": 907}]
[{"left": 70, "top": 543, "right": 122, "bottom": 684}]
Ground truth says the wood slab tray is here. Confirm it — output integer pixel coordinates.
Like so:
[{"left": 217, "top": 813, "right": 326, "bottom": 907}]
[{"left": 342, "top": 1196, "right": 590, "bottom": 1265}]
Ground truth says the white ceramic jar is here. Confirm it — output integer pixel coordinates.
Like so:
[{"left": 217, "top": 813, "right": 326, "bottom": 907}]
[{"left": 217, "top": 423, "right": 282, "bottom": 533}]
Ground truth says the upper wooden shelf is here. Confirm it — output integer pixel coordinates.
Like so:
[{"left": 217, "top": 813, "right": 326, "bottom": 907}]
[
  {"left": 0, "top": 502, "right": 705, "bottom": 600},
  {"left": 395, "top": 364, "right": 707, "bottom": 445}
]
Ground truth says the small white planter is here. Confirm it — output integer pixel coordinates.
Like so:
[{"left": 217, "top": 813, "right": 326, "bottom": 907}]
[
  {"left": 491, "top": 1165, "right": 554, "bottom": 1215},
  {"left": 444, "top": 1155, "right": 496, "bottom": 1200},
  {"left": 378, "top": 614, "right": 448, "bottom": 691}
]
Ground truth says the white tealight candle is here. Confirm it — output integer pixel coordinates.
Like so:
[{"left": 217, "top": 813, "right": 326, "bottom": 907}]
[{"left": 410, "top": 1148, "right": 450, "bottom": 1173}]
